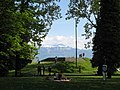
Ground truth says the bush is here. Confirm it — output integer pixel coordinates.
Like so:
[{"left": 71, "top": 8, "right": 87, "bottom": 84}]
[{"left": 52, "top": 61, "right": 76, "bottom": 73}]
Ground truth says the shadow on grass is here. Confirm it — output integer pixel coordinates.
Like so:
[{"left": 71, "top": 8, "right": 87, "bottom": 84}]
[{"left": 0, "top": 76, "right": 120, "bottom": 90}]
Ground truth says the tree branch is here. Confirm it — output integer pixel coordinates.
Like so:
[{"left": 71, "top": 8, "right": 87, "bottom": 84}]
[
  {"left": 86, "top": 16, "right": 97, "bottom": 28},
  {"left": 93, "top": 12, "right": 97, "bottom": 22}
]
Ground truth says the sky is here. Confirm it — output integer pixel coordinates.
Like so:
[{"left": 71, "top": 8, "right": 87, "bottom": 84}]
[{"left": 41, "top": 0, "right": 92, "bottom": 49}]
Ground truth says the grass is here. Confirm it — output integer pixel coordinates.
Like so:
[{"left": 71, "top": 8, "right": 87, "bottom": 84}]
[
  {"left": 1, "top": 76, "right": 120, "bottom": 90},
  {"left": 10, "top": 58, "right": 120, "bottom": 76},
  {"left": 2, "top": 58, "right": 120, "bottom": 90},
  {"left": 8, "top": 58, "right": 96, "bottom": 77}
]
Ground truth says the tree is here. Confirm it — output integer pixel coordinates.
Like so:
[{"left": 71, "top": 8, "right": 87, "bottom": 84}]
[
  {"left": 0, "top": 0, "right": 20, "bottom": 76},
  {"left": 66, "top": 0, "right": 99, "bottom": 48},
  {"left": 67, "top": 0, "right": 120, "bottom": 78},
  {"left": 15, "top": 0, "right": 61, "bottom": 45},
  {"left": 66, "top": 0, "right": 100, "bottom": 73},
  {"left": 92, "top": 0, "right": 120, "bottom": 78},
  {"left": 0, "top": 0, "right": 61, "bottom": 76}
]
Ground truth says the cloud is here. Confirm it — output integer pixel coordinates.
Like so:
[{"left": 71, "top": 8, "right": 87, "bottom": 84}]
[{"left": 41, "top": 35, "right": 91, "bottom": 49}]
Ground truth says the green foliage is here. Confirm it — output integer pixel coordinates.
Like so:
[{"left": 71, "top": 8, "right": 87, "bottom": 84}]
[
  {"left": 66, "top": 0, "right": 100, "bottom": 48},
  {"left": 51, "top": 58, "right": 95, "bottom": 73},
  {"left": 92, "top": 0, "right": 120, "bottom": 75},
  {"left": 15, "top": 58, "right": 96, "bottom": 76},
  {"left": 0, "top": 0, "right": 61, "bottom": 76},
  {"left": 67, "top": 0, "right": 120, "bottom": 76},
  {"left": 52, "top": 61, "right": 75, "bottom": 73}
]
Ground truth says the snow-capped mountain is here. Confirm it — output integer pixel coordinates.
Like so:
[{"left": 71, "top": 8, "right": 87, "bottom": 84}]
[
  {"left": 35, "top": 44, "right": 93, "bottom": 61},
  {"left": 41, "top": 44, "right": 69, "bottom": 48},
  {"left": 52, "top": 44, "right": 67, "bottom": 47}
]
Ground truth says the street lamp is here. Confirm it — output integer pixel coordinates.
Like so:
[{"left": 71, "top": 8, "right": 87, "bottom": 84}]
[{"left": 75, "top": 18, "right": 78, "bottom": 68}]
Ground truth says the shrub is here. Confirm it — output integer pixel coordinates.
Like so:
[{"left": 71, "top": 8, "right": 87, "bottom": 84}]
[{"left": 52, "top": 61, "right": 76, "bottom": 73}]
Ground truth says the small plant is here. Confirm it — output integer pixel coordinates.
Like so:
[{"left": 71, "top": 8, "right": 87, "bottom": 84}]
[{"left": 52, "top": 61, "right": 76, "bottom": 73}]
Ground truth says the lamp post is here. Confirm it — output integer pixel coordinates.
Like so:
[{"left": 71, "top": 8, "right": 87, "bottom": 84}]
[{"left": 75, "top": 18, "right": 78, "bottom": 68}]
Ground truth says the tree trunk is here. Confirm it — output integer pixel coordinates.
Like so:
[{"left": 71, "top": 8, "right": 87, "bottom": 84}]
[{"left": 97, "top": 65, "right": 102, "bottom": 76}]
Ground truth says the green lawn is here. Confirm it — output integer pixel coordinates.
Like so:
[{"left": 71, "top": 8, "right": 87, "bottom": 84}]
[
  {"left": 0, "top": 76, "right": 120, "bottom": 90},
  {"left": 15, "top": 58, "right": 97, "bottom": 77},
  {"left": 5, "top": 59, "right": 120, "bottom": 90}
]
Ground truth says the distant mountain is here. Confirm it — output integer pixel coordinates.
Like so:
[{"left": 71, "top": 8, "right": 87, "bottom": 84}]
[
  {"left": 52, "top": 44, "right": 66, "bottom": 47},
  {"left": 36, "top": 45, "right": 93, "bottom": 61}
]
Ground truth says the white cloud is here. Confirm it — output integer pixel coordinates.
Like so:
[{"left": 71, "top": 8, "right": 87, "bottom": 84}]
[{"left": 41, "top": 35, "right": 92, "bottom": 49}]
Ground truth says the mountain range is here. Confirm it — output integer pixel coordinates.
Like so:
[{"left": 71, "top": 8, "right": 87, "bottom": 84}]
[{"left": 36, "top": 44, "right": 93, "bottom": 61}]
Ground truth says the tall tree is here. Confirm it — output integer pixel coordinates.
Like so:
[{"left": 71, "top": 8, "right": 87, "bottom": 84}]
[
  {"left": 92, "top": 0, "right": 120, "bottom": 78},
  {"left": 0, "top": 0, "right": 61, "bottom": 76},
  {"left": 67, "top": 0, "right": 120, "bottom": 77},
  {"left": 66, "top": 0, "right": 99, "bottom": 48},
  {"left": 0, "top": 0, "right": 20, "bottom": 76}
]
